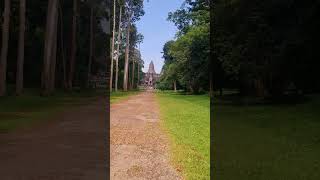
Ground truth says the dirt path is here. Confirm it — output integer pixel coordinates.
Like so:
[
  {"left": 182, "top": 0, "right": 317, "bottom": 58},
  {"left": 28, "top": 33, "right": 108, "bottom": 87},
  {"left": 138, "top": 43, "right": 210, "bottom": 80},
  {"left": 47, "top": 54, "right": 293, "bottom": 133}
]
[
  {"left": 111, "top": 91, "right": 182, "bottom": 180},
  {"left": 0, "top": 97, "right": 108, "bottom": 180}
]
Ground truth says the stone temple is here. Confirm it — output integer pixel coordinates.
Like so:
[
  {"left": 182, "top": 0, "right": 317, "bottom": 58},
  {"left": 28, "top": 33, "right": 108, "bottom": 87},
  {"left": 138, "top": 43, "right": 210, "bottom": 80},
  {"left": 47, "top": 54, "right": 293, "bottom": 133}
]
[{"left": 143, "top": 61, "right": 160, "bottom": 88}]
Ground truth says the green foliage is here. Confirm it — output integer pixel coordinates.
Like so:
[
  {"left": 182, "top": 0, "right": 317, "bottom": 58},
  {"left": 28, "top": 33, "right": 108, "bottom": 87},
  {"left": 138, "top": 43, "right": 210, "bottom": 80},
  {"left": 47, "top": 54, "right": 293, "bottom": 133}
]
[
  {"left": 4, "top": 0, "right": 110, "bottom": 90},
  {"left": 214, "top": 0, "right": 320, "bottom": 97},
  {"left": 160, "top": 0, "right": 210, "bottom": 94},
  {"left": 125, "top": 0, "right": 145, "bottom": 22},
  {"left": 114, "top": 23, "right": 144, "bottom": 89}
]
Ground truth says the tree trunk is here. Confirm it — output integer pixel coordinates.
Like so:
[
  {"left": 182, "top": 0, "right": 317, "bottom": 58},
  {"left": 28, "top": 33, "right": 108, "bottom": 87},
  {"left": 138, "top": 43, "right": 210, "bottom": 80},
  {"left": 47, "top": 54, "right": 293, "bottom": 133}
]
[
  {"left": 42, "top": 0, "right": 58, "bottom": 96},
  {"left": 115, "top": 6, "right": 122, "bottom": 92},
  {"left": 123, "top": 16, "right": 131, "bottom": 91},
  {"left": 128, "top": 61, "right": 131, "bottom": 89},
  {"left": 110, "top": 0, "right": 116, "bottom": 91},
  {"left": 68, "top": 0, "right": 77, "bottom": 90},
  {"left": 131, "top": 58, "right": 135, "bottom": 89},
  {"left": 87, "top": 5, "right": 94, "bottom": 88},
  {"left": 16, "top": 0, "right": 25, "bottom": 95},
  {"left": 173, "top": 80, "right": 177, "bottom": 92},
  {"left": 49, "top": 8, "right": 59, "bottom": 94},
  {"left": 137, "top": 60, "right": 139, "bottom": 88},
  {"left": 59, "top": 3, "right": 67, "bottom": 89},
  {"left": 0, "top": 0, "right": 10, "bottom": 96},
  {"left": 209, "top": 71, "right": 213, "bottom": 97}
]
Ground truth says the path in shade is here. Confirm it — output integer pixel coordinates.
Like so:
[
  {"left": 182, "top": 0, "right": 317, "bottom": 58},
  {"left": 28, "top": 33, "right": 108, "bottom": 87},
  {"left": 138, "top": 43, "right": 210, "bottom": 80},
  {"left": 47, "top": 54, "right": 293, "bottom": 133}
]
[
  {"left": 0, "top": 97, "right": 108, "bottom": 180},
  {"left": 111, "top": 91, "right": 182, "bottom": 180}
]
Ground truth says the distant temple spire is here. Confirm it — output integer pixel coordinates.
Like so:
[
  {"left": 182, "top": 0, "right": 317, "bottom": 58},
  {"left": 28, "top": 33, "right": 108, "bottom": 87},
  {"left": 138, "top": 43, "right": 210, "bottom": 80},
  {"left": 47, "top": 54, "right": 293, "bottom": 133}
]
[
  {"left": 147, "top": 61, "right": 156, "bottom": 74},
  {"left": 143, "top": 61, "right": 160, "bottom": 88}
]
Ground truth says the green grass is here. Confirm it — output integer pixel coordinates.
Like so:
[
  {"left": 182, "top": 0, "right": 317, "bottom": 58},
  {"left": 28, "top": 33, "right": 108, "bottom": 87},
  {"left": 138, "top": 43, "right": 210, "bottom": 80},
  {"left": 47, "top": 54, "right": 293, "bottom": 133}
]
[
  {"left": 110, "top": 90, "right": 140, "bottom": 104},
  {"left": 0, "top": 89, "right": 106, "bottom": 133},
  {"left": 156, "top": 91, "right": 210, "bottom": 180},
  {"left": 0, "top": 89, "right": 139, "bottom": 133},
  {"left": 214, "top": 94, "right": 320, "bottom": 180}
]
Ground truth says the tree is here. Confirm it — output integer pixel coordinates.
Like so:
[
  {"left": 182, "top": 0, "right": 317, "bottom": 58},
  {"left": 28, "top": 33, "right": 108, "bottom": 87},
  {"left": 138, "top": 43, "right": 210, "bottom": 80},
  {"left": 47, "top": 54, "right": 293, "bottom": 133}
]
[
  {"left": 212, "top": 0, "right": 320, "bottom": 98},
  {"left": 42, "top": 0, "right": 59, "bottom": 96},
  {"left": 110, "top": 0, "right": 117, "bottom": 91},
  {"left": 123, "top": 14, "right": 131, "bottom": 91},
  {"left": 0, "top": 0, "right": 112, "bottom": 96},
  {"left": 122, "top": 0, "right": 144, "bottom": 91},
  {"left": 87, "top": 1, "right": 94, "bottom": 88},
  {"left": 131, "top": 33, "right": 143, "bottom": 89},
  {"left": 16, "top": 0, "right": 26, "bottom": 95},
  {"left": 0, "top": 0, "right": 10, "bottom": 96},
  {"left": 161, "top": 0, "right": 210, "bottom": 94},
  {"left": 67, "top": 0, "right": 78, "bottom": 90},
  {"left": 58, "top": 2, "right": 67, "bottom": 89},
  {"left": 115, "top": 5, "right": 123, "bottom": 92},
  {"left": 49, "top": 2, "right": 59, "bottom": 93}
]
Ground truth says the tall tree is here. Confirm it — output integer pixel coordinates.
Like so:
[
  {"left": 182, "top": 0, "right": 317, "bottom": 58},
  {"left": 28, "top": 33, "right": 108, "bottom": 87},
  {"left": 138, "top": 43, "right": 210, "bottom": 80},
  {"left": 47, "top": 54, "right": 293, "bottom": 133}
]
[
  {"left": 122, "top": 0, "right": 144, "bottom": 91},
  {"left": 110, "top": 0, "right": 117, "bottom": 91},
  {"left": 160, "top": 0, "right": 210, "bottom": 93},
  {"left": 42, "top": 0, "right": 59, "bottom": 96},
  {"left": 87, "top": 2, "right": 94, "bottom": 88},
  {"left": 115, "top": 5, "right": 122, "bottom": 92},
  {"left": 123, "top": 14, "right": 131, "bottom": 91},
  {"left": 137, "top": 59, "right": 139, "bottom": 86},
  {"left": 49, "top": 3, "right": 59, "bottom": 93},
  {"left": 131, "top": 54, "right": 135, "bottom": 89},
  {"left": 59, "top": 2, "right": 67, "bottom": 89},
  {"left": 0, "top": 0, "right": 10, "bottom": 96},
  {"left": 16, "top": 0, "right": 26, "bottom": 95},
  {"left": 67, "top": 0, "right": 78, "bottom": 90},
  {"left": 135, "top": 34, "right": 143, "bottom": 87}
]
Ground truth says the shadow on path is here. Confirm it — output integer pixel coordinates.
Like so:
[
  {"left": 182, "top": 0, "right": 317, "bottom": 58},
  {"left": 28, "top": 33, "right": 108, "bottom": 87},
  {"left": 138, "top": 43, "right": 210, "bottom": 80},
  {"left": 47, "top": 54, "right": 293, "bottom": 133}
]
[{"left": 0, "top": 97, "right": 108, "bottom": 179}]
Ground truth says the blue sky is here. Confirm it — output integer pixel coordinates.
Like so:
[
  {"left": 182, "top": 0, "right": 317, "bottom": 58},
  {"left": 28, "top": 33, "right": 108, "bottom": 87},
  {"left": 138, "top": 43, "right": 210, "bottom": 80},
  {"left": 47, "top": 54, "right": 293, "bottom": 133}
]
[{"left": 136, "top": 0, "right": 184, "bottom": 73}]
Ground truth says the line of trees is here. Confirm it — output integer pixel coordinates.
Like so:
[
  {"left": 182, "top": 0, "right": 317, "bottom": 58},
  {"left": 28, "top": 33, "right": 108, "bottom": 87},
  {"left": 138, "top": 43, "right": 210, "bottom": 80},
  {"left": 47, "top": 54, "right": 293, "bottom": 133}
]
[
  {"left": 213, "top": 0, "right": 320, "bottom": 99},
  {"left": 159, "top": 0, "right": 210, "bottom": 94},
  {"left": 0, "top": 0, "right": 112, "bottom": 96},
  {"left": 109, "top": 0, "right": 145, "bottom": 92},
  {"left": 159, "top": 0, "right": 320, "bottom": 99}
]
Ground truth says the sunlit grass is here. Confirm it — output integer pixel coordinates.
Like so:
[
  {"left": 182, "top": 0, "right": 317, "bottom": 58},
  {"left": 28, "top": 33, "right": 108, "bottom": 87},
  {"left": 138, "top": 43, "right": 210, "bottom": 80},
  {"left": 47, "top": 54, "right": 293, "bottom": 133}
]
[
  {"left": 110, "top": 90, "right": 140, "bottom": 104},
  {"left": 156, "top": 91, "right": 210, "bottom": 180}
]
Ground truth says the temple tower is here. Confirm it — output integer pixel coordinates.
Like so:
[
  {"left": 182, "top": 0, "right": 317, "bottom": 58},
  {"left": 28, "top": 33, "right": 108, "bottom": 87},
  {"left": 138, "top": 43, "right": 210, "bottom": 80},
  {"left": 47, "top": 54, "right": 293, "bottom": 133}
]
[{"left": 143, "top": 61, "right": 160, "bottom": 88}]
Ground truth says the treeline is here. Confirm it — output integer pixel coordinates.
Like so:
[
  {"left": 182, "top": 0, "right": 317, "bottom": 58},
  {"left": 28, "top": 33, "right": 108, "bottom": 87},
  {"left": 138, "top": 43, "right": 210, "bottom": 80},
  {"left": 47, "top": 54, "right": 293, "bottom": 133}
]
[
  {"left": 109, "top": 0, "right": 145, "bottom": 92},
  {"left": 159, "top": 0, "right": 210, "bottom": 94},
  {"left": 160, "top": 0, "right": 320, "bottom": 98},
  {"left": 213, "top": 0, "right": 320, "bottom": 98},
  {"left": 0, "top": 0, "right": 145, "bottom": 97}
]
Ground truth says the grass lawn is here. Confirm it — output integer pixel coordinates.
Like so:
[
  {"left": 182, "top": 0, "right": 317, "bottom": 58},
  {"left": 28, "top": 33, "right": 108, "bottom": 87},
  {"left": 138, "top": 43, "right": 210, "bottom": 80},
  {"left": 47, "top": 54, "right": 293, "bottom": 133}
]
[
  {"left": 0, "top": 89, "right": 106, "bottom": 133},
  {"left": 156, "top": 91, "right": 210, "bottom": 180},
  {"left": 110, "top": 90, "right": 140, "bottom": 104},
  {"left": 214, "top": 93, "right": 320, "bottom": 179},
  {"left": 0, "top": 89, "right": 139, "bottom": 133}
]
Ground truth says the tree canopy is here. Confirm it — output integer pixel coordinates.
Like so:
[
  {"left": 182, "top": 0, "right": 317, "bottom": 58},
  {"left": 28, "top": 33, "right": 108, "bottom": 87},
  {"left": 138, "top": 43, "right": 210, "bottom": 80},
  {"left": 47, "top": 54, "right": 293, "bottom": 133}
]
[{"left": 159, "top": 0, "right": 210, "bottom": 94}]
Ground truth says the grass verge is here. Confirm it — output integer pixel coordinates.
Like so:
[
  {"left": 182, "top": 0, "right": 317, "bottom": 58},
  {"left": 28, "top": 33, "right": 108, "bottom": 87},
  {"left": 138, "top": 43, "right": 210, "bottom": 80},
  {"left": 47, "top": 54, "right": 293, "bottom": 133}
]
[
  {"left": 110, "top": 90, "right": 140, "bottom": 104},
  {"left": 156, "top": 91, "right": 210, "bottom": 180},
  {"left": 0, "top": 89, "right": 105, "bottom": 133},
  {"left": 213, "top": 93, "right": 320, "bottom": 179}
]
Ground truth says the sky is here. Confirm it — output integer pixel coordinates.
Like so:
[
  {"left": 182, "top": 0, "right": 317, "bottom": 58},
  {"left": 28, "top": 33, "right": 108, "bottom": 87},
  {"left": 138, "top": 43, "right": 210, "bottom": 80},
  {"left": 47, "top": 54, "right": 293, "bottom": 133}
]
[{"left": 136, "top": 0, "right": 184, "bottom": 73}]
